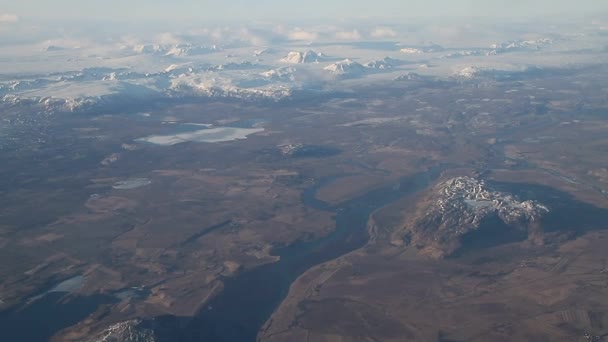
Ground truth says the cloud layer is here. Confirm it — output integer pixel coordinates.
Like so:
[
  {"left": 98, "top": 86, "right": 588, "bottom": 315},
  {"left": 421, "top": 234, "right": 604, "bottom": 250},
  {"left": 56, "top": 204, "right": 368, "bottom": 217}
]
[{"left": 0, "top": 13, "right": 19, "bottom": 23}]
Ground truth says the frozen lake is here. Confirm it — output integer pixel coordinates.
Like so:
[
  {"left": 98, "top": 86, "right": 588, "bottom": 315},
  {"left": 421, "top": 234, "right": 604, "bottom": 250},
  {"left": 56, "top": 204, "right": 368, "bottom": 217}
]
[
  {"left": 136, "top": 126, "right": 264, "bottom": 146},
  {"left": 112, "top": 178, "right": 152, "bottom": 190}
]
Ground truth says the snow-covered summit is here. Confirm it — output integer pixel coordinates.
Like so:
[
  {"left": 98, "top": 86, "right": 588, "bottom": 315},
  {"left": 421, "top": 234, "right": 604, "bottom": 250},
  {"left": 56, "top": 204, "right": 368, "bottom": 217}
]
[
  {"left": 394, "top": 72, "right": 422, "bottom": 81},
  {"left": 324, "top": 59, "right": 366, "bottom": 76},
  {"left": 165, "top": 44, "right": 220, "bottom": 57},
  {"left": 488, "top": 38, "right": 553, "bottom": 55},
  {"left": 365, "top": 57, "right": 402, "bottom": 69},
  {"left": 260, "top": 67, "right": 296, "bottom": 81},
  {"left": 132, "top": 44, "right": 164, "bottom": 54},
  {"left": 132, "top": 44, "right": 220, "bottom": 56},
  {"left": 455, "top": 66, "right": 485, "bottom": 78},
  {"left": 280, "top": 50, "right": 325, "bottom": 64},
  {"left": 400, "top": 44, "right": 444, "bottom": 54}
]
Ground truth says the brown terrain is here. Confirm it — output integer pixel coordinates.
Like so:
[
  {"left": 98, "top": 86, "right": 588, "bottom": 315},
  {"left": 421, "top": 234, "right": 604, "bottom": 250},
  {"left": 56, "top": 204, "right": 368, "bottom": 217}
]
[
  {"left": 1, "top": 66, "right": 608, "bottom": 341},
  {"left": 258, "top": 70, "right": 608, "bottom": 341}
]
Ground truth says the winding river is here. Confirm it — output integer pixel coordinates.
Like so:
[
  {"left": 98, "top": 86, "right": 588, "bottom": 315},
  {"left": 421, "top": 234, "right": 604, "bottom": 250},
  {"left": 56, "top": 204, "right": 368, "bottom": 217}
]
[
  {"left": 4, "top": 166, "right": 608, "bottom": 342},
  {"left": 164, "top": 167, "right": 443, "bottom": 342}
]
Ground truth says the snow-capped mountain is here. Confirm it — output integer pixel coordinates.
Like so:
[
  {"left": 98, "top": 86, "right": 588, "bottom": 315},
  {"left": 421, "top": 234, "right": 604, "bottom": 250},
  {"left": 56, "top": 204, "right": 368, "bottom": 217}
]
[
  {"left": 409, "top": 176, "right": 549, "bottom": 258},
  {"left": 454, "top": 66, "right": 485, "bottom": 78},
  {"left": 253, "top": 48, "right": 274, "bottom": 56},
  {"left": 44, "top": 45, "right": 66, "bottom": 52},
  {"left": 400, "top": 44, "right": 444, "bottom": 54},
  {"left": 280, "top": 50, "right": 325, "bottom": 64},
  {"left": 0, "top": 64, "right": 295, "bottom": 113},
  {"left": 440, "top": 38, "right": 555, "bottom": 59},
  {"left": 488, "top": 38, "right": 553, "bottom": 55},
  {"left": 365, "top": 57, "right": 403, "bottom": 69},
  {"left": 394, "top": 72, "right": 422, "bottom": 81},
  {"left": 324, "top": 59, "right": 367, "bottom": 77},
  {"left": 207, "top": 62, "right": 256, "bottom": 71},
  {"left": 131, "top": 44, "right": 220, "bottom": 56},
  {"left": 164, "top": 44, "right": 220, "bottom": 57},
  {"left": 0, "top": 23, "right": 586, "bottom": 115},
  {"left": 400, "top": 48, "right": 423, "bottom": 54},
  {"left": 132, "top": 44, "right": 164, "bottom": 54},
  {"left": 452, "top": 65, "right": 555, "bottom": 81},
  {"left": 163, "top": 64, "right": 194, "bottom": 74},
  {"left": 441, "top": 50, "right": 485, "bottom": 59},
  {"left": 260, "top": 67, "right": 296, "bottom": 81}
]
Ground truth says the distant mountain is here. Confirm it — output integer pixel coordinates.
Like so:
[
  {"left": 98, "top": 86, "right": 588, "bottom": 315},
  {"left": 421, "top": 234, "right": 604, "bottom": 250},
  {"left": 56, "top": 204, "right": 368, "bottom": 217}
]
[
  {"left": 163, "top": 64, "right": 194, "bottom": 74},
  {"left": 132, "top": 44, "right": 164, "bottom": 54},
  {"left": 0, "top": 33, "right": 566, "bottom": 115},
  {"left": 453, "top": 65, "right": 562, "bottom": 81},
  {"left": 207, "top": 62, "right": 256, "bottom": 71},
  {"left": 0, "top": 64, "right": 293, "bottom": 113},
  {"left": 488, "top": 38, "right": 553, "bottom": 55},
  {"left": 260, "top": 67, "right": 296, "bottom": 81},
  {"left": 440, "top": 38, "right": 554, "bottom": 59},
  {"left": 442, "top": 50, "right": 485, "bottom": 59},
  {"left": 132, "top": 44, "right": 220, "bottom": 56},
  {"left": 394, "top": 72, "right": 422, "bottom": 81},
  {"left": 365, "top": 57, "right": 403, "bottom": 69},
  {"left": 280, "top": 50, "right": 325, "bottom": 64},
  {"left": 44, "top": 45, "right": 66, "bottom": 52},
  {"left": 324, "top": 59, "right": 367, "bottom": 77},
  {"left": 253, "top": 48, "right": 274, "bottom": 56},
  {"left": 164, "top": 44, "right": 220, "bottom": 57},
  {"left": 400, "top": 44, "right": 444, "bottom": 54},
  {"left": 455, "top": 66, "right": 485, "bottom": 78},
  {"left": 400, "top": 48, "right": 423, "bottom": 54}
]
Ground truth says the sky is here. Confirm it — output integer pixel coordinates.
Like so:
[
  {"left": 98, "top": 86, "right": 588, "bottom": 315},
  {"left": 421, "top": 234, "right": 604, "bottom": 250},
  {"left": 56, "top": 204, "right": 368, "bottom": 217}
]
[{"left": 1, "top": 0, "right": 607, "bottom": 23}]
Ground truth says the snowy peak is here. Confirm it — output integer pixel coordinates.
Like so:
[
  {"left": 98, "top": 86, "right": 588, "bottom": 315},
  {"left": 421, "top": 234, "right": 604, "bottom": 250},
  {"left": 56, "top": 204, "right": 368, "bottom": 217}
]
[
  {"left": 400, "top": 48, "right": 423, "bottom": 54},
  {"left": 253, "top": 48, "right": 274, "bottom": 56},
  {"left": 164, "top": 64, "right": 194, "bottom": 74},
  {"left": 408, "top": 176, "right": 549, "bottom": 258},
  {"left": 455, "top": 66, "right": 485, "bottom": 78},
  {"left": 207, "top": 62, "right": 255, "bottom": 71},
  {"left": 260, "top": 67, "right": 296, "bottom": 81},
  {"left": 132, "top": 44, "right": 220, "bottom": 56},
  {"left": 400, "top": 44, "right": 444, "bottom": 54},
  {"left": 488, "top": 38, "right": 553, "bottom": 55},
  {"left": 394, "top": 72, "right": 422, "bottom": 81},
  {"left": 164, "top": 44, "right": 220, "bottom": 57},
  {"left": 453, "top": 65, "right": 550, "bottom": 81},
  {"left": 324, "top": 59, "right": 366, "bottom": 76},
  {"left": 280, "top": 50, "right": 325, "bottom": 64},
  {"left": 44, "top": 45, "right": 66, "bottom": 52},
  {"left": 365, "top": 57, "right": 402, "bottom": 69},
  {"left": 132, "top": 44, "right": 164, "bottom": 54}
]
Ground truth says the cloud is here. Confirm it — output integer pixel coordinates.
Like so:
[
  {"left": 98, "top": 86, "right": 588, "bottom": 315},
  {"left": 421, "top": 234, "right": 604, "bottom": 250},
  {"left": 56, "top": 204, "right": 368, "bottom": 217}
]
[
  {"left": 370, "top": 26, "right": 397, "bottom": 39},
  {"left": 186, "top": 26, "right": 278, "bottom": 46},
  {"left": 334, "top": 29, "right": 361, "bottom": 40},
  {"left": 287, "top": 28, "right": 318, "bottom": 41},
  {"left": 235, "top": 27, "right": 273, "bottom": 46},
  {"left": 0, "top": 13, "right": 19, "bottom": 23},
  {"left": 429, "top": 24, "right": 475, "bottom": 41},
  {"left": 156, "top": 32, "right": 182, "bottom": 45}
]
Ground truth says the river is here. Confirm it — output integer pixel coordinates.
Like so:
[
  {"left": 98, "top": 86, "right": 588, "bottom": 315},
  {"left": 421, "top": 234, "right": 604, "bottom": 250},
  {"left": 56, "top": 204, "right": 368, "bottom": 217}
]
[
  {"left": 163, "top": 167, "right": 443, "bottom": 342},
  {"left": 5, "top": 167, "right": 608, "bottom": 342}
]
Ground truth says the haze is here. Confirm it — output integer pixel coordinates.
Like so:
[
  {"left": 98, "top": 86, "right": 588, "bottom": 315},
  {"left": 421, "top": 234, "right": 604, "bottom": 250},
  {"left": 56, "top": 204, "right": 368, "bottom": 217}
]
[{"left": 2, "top": 0, "right": 607, "bottom": 23}]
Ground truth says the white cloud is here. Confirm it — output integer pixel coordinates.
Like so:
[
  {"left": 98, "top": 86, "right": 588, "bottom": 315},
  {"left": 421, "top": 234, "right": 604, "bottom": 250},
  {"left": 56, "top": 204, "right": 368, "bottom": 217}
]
[
  {"left": 156, "top": 32, "right": 182, "bottom": 45},
  {"left": 0, "top": 13, "right": 19, "bottom": 23},
  {"left": 288, "top": 28, "right": 318, "bottom": 41},
  {"left": 334, "top": 30, "right": 361, "bottom": 41},
  {"left": 187, "top": 27, "right": 275, "bottom": 46},
  {"left": 370, "top": 26, "right": 397, "bottom": 39},
  {"left": 235, "top": 27, "right": 271, "bottom": 46}
]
